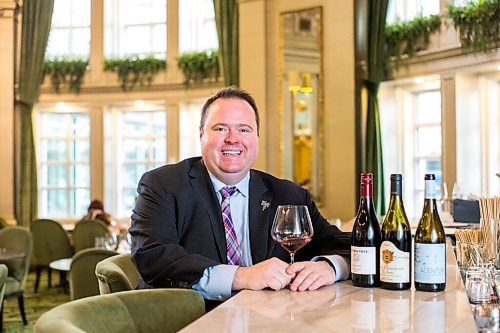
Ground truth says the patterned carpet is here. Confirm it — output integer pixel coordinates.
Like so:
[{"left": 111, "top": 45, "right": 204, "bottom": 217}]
[{"left": 2, "top": 270, "right": 70, "bottom": 333}]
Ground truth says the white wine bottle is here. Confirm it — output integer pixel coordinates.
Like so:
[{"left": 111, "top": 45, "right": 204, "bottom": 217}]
[
  {"left": 351, "top": 173, "right": 381, "bottom": 287},
  {"left": 414, "top": 174, "right": 446, "bottom": 292},
  {"left": 380, "top": 174, "right": 411, "bottom": 290}
]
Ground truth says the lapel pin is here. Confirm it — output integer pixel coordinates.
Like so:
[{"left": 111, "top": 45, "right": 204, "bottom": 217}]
[{"left": 260, "top": 200, "right": 270, "bottom": 211}]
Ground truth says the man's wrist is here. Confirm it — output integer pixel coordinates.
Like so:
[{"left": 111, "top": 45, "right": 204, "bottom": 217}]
[{"left": 232, "top": 266, "right": 247, "bottom": 291}]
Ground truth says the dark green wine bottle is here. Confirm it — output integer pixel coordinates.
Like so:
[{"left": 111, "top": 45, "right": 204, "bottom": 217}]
[
  {"left": 380, "top": 174, "right": 411, "bottom": 290},
  {"left": 414, "top": 174, "right": 446, "bottom": 292}
]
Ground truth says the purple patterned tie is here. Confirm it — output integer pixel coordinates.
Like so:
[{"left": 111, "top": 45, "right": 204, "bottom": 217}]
[{"left": 220, "top": 186, "right": 243, "bottom": 266}]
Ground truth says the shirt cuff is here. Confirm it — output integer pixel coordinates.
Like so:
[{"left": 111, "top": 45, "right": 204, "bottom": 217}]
[
  {"left": 192, "top": 265, "right": 239, "bottom": 301},
  {"left": 312, "top": 254, "right": 350, "bottom": 282}
]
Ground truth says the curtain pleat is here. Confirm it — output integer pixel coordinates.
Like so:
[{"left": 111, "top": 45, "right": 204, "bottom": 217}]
[
  {"left": 213, "top": 0, "right": 239, "bottom": 86},
  {"left": 365, "top": 0, "right": 389, "bottom": 215},
  {"left": 15, "top": 0, "right": 54, "bottom": 226}
]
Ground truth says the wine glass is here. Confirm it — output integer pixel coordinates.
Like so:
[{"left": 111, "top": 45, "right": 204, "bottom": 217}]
[
  {"left": 104, "top": 234, "right": 118, "bottom": 250},
  {"left": 271, "top": 205, "right": 314, "bottom": 264},
  {"left": 437, "top": 181, "right": 448, "bottom": 212}
]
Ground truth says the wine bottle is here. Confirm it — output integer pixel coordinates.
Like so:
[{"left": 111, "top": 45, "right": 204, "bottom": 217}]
[
  {"left": 380, "top": 174, "right": 411, "bottom": 290},
  {"left": 414, "top": 174, "right": 446, "bottom": 292},
  {"left": 351, "top": 173, "right": 381, "bottom": 287}
]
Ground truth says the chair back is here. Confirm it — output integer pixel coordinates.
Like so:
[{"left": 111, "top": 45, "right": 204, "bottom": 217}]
[
  {"left": 31, "top": 219, "right": 74, "bottom": 266},
  {"left": 69, "top": 248, "right": 117, "bottom": 300},
  {"left": 0, "top": 226, "right": 33, "bottom": 291},
  {"left": 95, "top": 253, "right": 140, "bottom": 294},
  {"left": 0, "top": 217, "right": 8, "bottom": 230},
  {"left": 34, "top": 289, "right": 205, "bottom": 333},
  {"left": 0, "top": 264, "right": 7, "bottom": 310},
  {"left": 73, "top": 220, "right": 110, "bottom": 252}
]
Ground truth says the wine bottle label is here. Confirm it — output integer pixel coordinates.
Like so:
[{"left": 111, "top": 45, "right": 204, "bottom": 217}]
[
  {"left": 351, "top": 246, "right": 376, "bottom": 274},
  {"left": 380, "top": 241, "right": 410, "bottom": 283},
  {"left": 414, "top": 243, "right": 446, "bottom": 283},
  {"left": 424, "top": 179, "right": 436, "bottom": 199}
]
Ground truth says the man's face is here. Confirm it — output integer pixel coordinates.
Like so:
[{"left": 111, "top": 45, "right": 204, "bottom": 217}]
[{"left": 200, "top": 97, "right": 259, "bottom": 185}]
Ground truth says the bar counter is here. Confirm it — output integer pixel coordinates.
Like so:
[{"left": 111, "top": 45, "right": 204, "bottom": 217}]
[{"left": 180, "top": 240, "right": 477, "bottom": 332}]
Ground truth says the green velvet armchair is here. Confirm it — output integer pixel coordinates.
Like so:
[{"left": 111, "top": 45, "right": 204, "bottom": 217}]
[
  {"left": 31, "top": 218, "right": 74, "bottom": 292},
  {"left": 95, "top": 253, "right": 140, "bottom": 294},
  {"left": 0, "top": 226, "right": 33, "bottom": 326},
  {"left": 72, "top": 220, "right": 110, "bottom": 252},
  {"left": 0, "top": 263, "right": 8, "bottom": 331},
  {"left": 34, "top": 289, "right": 205, "bottom": 333},
  {"left": 69, "top": 248, "right": 117, "bottom": 300}
]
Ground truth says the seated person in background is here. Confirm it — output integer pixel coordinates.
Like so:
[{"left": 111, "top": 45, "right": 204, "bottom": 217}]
[
  {"left": 82, "top": 199, "right": 112, "bottom": 226},
  {"left": 130, "top": 87, "right": 351, "bottom": 309}
]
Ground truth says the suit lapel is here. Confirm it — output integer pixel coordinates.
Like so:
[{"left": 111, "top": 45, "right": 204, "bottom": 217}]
[
  {"left": 188, "top": 160, "right": 226, "bottom": 263},
  {"left": 248, "top": 171, "right": 274, "bottom": 263}
]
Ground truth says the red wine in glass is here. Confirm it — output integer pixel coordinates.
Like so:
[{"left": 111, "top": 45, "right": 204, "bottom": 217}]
[{"left": 271, "top": 205, "right": 314, "bottom": 264}]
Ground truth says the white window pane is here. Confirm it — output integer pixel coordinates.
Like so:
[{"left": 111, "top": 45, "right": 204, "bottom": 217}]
[
  {"left": 37, "top": 109, "right": 90, "bottom": 218},
  {"left": 72, "top": 0, "right": 91, "bottom": 26},
  {"left": 123, "top": 26, "right": 151, "bottom": 55},
  {"left": 121, "top": 188, "right": 138, "bottom": 216},
  {"left": 124, "top": 112, "right": 148, "bottom": 135},
  {"left": 45, "top": 189, "right": 68, "bottom": 217},
  {"left": 70, "top": 28, "right": 91, "bottom": 57},
  {"left": 47, "top": 30, "right": 71, "bottom": 57},
  {"left": 70, "top": 164, "right": 90, "bottom": 187},
  {"left": 41, "top": 113, "right": 67, "bottom": 136},
  {"left": 71, "top": 189, "right": 90, "bottom": 216},
  {"left": 52, "top": 0, "right": 71, "bottom": 26},
  {"left": 122, "top": 163, "right": 147, "bottom": 187},
  {"left": 43, "top": 140, "right": 67, "bottom": 161},
  {"left": 179, "top": 0, "right": 218, "bottom": 52},
  {"left": 43, "top": 164, "right": 67, "bottom": 186},
  {"left": 47, "top": 0, "right": 90, "bottom": 58},
  {"left": 152, "top": 112, "right": 166, "bottom": 134},
  {"left": 105, "top": 0, "right": 166, "bottom": 57},
  {"left": 180, "top": 101, "right": 202, "bottom": 160},
  {"left": 152, "top": 25, "right": 167, "bottom": 54},
  {"left": 416, "top": 91, "right": 441, "bottom": 124},
  {"left": 70, "top": 140, "right": 90, "bottom": 161},
  {"left": 416, "top": 126, "right": 442, "bottom": 155},
  {"left": 152, "top": 138, "right": 166, "bottom": 161},
  {"left": 123, "top": 139, "right": 149, "bottom": 160},
  {"left": 71, "top": 113, "right": 90, "bottom": 136}
]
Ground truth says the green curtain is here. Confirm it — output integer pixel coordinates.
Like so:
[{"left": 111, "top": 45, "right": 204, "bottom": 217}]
[
  {"left": 365, "top": 0, "right": 389, "bottom": 215},
  {"left": 15, "top": 0, "right": 54, "bottom": 227},
  {"left": 213, "top": 0, "right": 239, "bottom": 86}
]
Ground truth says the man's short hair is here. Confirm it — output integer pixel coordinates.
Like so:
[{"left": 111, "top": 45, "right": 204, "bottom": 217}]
[{"left": 200, "top": 86, "right": 260, "bottom": 135}]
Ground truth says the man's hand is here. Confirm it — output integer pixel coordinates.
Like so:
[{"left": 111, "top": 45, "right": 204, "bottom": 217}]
[
  {"left": 232, "top": 257, "right": 293, "bottom": 291},
  {"left": 286, "top": 261, "right": 335, "bottom": 291}
]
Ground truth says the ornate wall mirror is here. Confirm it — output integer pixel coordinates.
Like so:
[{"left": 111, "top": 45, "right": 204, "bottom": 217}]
[{"left": 280, "top": 7, "right": 323, "bottom": 202}]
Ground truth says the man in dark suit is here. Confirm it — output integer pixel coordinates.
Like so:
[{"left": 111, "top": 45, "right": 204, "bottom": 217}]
[{"left": 130, "top": 87, "right": 350, "bottom": 304}]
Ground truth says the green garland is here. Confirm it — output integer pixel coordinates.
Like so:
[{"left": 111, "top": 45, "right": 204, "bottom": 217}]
[
  {"left": 104, "top": 55, "right": 166, "bottom": 91},
  {"left": 44, "top": 58, "right": 88, "bottom": 94},
  {"left": 447, "top": 0, "right": 500, "bottom": 52},
  {"left": 385, "top": 14, "right": 441, "bottom": 69},
  {"left": 177, "top": 50, "right": 219, "bottom": 85}
]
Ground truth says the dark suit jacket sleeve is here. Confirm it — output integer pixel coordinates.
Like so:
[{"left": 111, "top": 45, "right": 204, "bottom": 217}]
[{"left": 129, "top": 170, "right": 220, "bottom": 289}]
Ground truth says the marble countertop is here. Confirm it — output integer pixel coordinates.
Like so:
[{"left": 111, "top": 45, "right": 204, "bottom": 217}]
[{"left": 180, "top": 240, "right": 477, "bottom": 332}]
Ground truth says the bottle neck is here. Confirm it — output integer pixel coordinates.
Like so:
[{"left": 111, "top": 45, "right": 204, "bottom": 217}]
[
  {"left": 423, "top": 179, "right": 438, "bottom": 212},
  {"left": 388, "top": 180, "right": 404, "bottom": 210}
]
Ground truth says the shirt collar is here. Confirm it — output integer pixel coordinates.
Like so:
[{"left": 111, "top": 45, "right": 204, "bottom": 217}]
[{"left": 208, "top": 171, "right": 250, "bottom": 198}]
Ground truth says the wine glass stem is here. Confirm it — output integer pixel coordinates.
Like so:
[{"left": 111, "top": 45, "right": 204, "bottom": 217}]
[{"left": 290, "top": 252, "right": 295, "bottom": 264}]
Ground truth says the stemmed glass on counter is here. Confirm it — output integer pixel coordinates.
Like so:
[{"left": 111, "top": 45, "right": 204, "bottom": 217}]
[{"left": 271, "top": 205, "right": 314, "bottom": 264}]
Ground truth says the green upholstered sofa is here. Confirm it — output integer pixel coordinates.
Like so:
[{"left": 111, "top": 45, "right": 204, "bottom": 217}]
[{"left": 34, "top": 289, "right": 205, "bottom": 333}]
